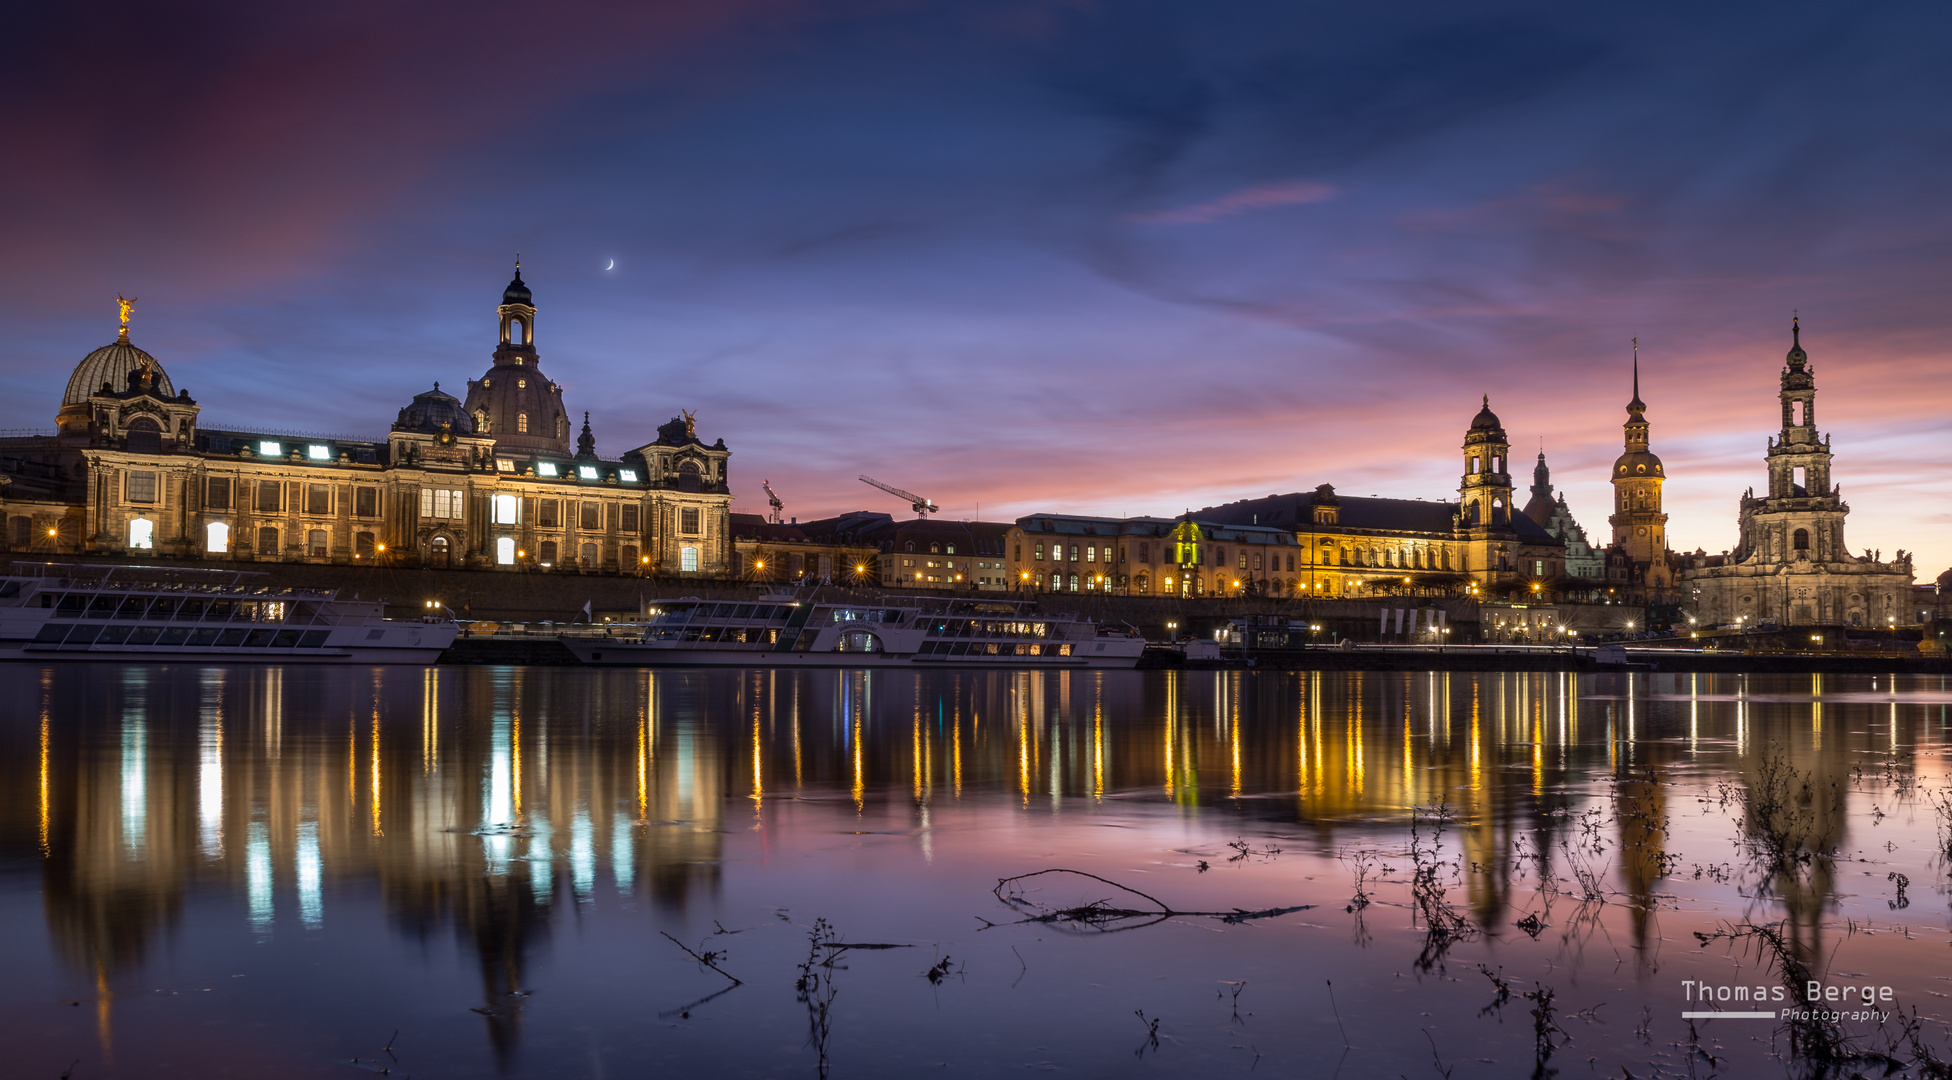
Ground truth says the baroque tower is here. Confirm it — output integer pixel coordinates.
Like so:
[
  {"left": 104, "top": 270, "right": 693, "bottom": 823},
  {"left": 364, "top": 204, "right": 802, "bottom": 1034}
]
[
  {"left": 1681, "top": 320, "right": 1912, "bottom": 627},
  {"left": 462, "top": 263, "right": 572, "bottom": 457},
  {"left": 1739, "top": 317, "right": 1844, "bottom": 563},
  {"left": 1607, "top": 347, "right": 1671, "bottom": 590},
  {"left": 1458, "top": 396, "right": 1518, "bottom": 574}
]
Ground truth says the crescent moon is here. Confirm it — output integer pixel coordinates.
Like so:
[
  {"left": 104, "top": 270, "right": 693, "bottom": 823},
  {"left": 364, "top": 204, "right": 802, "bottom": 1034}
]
[{"left": 605, "top": 259, "right": 615, "bottom": 271}]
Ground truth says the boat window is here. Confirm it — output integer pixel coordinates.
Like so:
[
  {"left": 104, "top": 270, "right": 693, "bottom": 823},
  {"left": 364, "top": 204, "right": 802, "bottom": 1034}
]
[
  {"left": 115, "top": 597, "right": 148, "bottom": 618},
  {"left": 87, "top": 595, "right": 118, "bottom": 618},
  {"left": 145, "top": 599, "right": 179, "bottom": 620},
  {"left": 176, "top": 599, "right": 207, "bottom": 621},
  {"left": 127, "top": 626, "right": 162, "bottom": 646},
  {"left": 206, "top": 600, "right": 236, "bottom": 621}
]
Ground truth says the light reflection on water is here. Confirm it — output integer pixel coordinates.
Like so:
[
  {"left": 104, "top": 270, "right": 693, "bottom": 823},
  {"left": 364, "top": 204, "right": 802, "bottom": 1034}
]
[{"left": 3, "top": 666, "right": 1952, "bottom": 1078}]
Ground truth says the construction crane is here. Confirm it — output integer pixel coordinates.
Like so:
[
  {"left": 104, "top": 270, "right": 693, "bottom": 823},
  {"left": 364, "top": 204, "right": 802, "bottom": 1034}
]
[
  {"left": 762, "top": 479, "right": 785, "bottom": 524},
  {"left": 859, "top": 475, "right": 938, "bottom": 518}
]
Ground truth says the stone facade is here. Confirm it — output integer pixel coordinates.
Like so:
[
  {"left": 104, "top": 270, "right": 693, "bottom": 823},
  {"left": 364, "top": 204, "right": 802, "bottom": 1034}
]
[
  {"left": 1682, "top": 321, "right": 1912, "bottom": 627},
  {"left": 0, "top": 271, "right": 734, "bottom": 577}
]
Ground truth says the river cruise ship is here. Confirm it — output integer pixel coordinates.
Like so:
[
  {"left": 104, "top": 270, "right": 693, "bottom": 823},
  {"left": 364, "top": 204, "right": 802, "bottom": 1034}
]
[
  {"left": 0, "top": 562, "right": 456, "bottom": 664},
  {"left": 558, "top": 595, "right": 1146, "bottom": 668}
]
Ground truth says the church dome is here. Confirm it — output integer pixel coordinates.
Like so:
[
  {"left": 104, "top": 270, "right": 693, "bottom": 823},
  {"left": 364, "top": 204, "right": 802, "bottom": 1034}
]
[
  {"left": 1467, "top": 395, "right": 1504, "bottom": 436},
  {"left": 502, "top": 268, "right": 532, "bottom": 306},
  {"left": 1612, "top": 449, "right": 1665, "bottom": 478},
  {"left": 63, "top": 339, "right": 173, "bottom": 406},
  {"left": 392, "top": 383, "right": 474, "bottom": 435}
]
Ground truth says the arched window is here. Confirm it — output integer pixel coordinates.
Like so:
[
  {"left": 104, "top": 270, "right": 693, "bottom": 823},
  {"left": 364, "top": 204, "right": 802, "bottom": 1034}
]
[
  {"left": 517, "top": 413, "right": 529, "bottom": 433},
  {"left": 431, "top": 535, "right": 450, "bottom": 568},
  {"left": 355, "top": 532, "right": 375, "bottom": 558},
  {"left": 126, "top": 417, "right": 163, "bottom": 455},
  {"left": 1793, "top": 528, "right": 1810, "bottom": 551},
  {"left": 539, "top": 540, "right": 557, "bottom": 565},
  {"left": 1135, "top": 572, "right": 1149, "bottom": 593},
  {"left": 308, "top": 529, "right": 327, "bottom": 557},
  {"left": 621, "top": 544, "right": 638, "bottom": 569},
  {"left": 495, "top": 537, "right": 515, "bottom": 565},
  {"left": 680, "top": 545, "right": 699, "bottom": 572},
  {"left": 257, "top": 526, "right": 279, "bottom": 556},
  {"left": 128, "top": 517, "right": 154, "bottom": 549},
  {"left": 474, "top": 410, "right": 490, "bottom": 434},
  {"left": 580, "top": 542, "right": 596, "bottom": 567},
  {"left": 906, "top": 542, "right": 917, "bottom": 553},
  {"left": 491, "top": 494, "right": 519, "bottom": 525},
  {"left": 205, "top": 521, "right": 229, "bottom": 553}
]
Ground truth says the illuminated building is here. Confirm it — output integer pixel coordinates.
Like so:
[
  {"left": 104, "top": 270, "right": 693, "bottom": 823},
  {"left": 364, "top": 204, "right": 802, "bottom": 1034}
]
[
  {"left": 1521, "top": 451, "right": 1604, "bottom": 581},
  {"left": 1194, "top": 398, "right": 1567, "bottom": 598},
  {"left": 0, "top": 271, "right": 733, "bottom": 576},
  {"left": 1682, "top": 320, "right": 1913, "bottom": 627},
  {"left": 1007, "top": 514, "right": 1295, "bottom": 596},
  {"left": 1602, "top": 352, "right": 1674, "bottom": 595}
]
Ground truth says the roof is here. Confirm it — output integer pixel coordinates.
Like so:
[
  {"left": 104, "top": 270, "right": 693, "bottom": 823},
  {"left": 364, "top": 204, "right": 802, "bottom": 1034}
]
[
  {"left": 1199, "top": 489, "right": 1561, "bottom": 545},
  {"left": 64, "top": 339, "right": 174, "bottom": 406}
]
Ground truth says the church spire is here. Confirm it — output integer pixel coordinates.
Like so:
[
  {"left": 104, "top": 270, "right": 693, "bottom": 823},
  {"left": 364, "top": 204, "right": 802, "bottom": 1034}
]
[
  {"left": 576, "top": 411, "right": 596, "bottom": 458},
  {"left": 1627, "top": 337, "right": 1645, "bottom": 416}
]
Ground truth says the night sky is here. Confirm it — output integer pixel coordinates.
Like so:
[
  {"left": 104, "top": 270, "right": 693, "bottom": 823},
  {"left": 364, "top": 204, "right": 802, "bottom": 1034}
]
[{"left": 7, "top": 2, "right": 1949, "bottom": 575}]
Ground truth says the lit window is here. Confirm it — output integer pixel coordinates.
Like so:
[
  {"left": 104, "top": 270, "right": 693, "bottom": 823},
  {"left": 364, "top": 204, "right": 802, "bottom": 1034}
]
[
  {"left": 205, "top": 521, "right": 229, "bottom": 553},
  {"left": 518, "top": 378, "right": 527, "bottom": 389},
  {"left": 618, "top": 469, "right": 637, "bottom": 482},
  {"left": 259, "top": 441, "right": 281, "bottom": 457},
  {"left": 578, "top": 465, "right": 598, "bottom": 480},
  {"left": 537, "top": 462, "right": 558, "bottom": 477},
  {"left": 517, "top": 413, "right": 529, "bottom": 433},
  {"left": 496, "top": 458, "right": 515, "bottom": 472},
  {"left": 307, "top": 444, "right": 330, "bottom": 461},
  {"left": 681, "top": 546, "right": 699, "bottom": 572},
  {"left": 496, "top": 537, "right": 515, "bottom": 565},
  {"left": 128, "top": 517, "right": 154, "bottom": 549},
  {"left": 491, "top": 494, "right": 519, "bottom": 525}
]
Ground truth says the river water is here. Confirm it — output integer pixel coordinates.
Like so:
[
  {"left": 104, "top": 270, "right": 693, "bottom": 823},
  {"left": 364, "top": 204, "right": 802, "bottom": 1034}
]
[{"left": 5, "top": 666, "right": 1952, "bottom": 1078}]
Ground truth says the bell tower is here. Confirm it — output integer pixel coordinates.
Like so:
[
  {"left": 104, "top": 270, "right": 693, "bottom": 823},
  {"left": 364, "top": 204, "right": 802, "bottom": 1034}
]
[
  {"left": 462, "top": 260, "right": 572, "bottom": 456},
  {"left": 496, "top": 261, "right": 538, "bottom": 361},
  {"left": 1606, "top": 343, "right": 1671, "bottom": 589}
]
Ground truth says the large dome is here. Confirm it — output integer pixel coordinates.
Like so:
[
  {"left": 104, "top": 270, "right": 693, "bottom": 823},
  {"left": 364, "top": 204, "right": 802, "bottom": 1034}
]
[
  {"left": 63, "top": 339, "right": 173, "bottom": 405},
  {"left": 393, "top": 383, "right": 474, "bottom": 435}
]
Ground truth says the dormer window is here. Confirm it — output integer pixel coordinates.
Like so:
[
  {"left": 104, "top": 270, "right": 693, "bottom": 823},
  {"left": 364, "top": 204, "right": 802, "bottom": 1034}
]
[
  {"left": 618, "top": 469, "right": 637, "bottom": 482},
  {"left": 578, "top": 465, "right": 598, "bottom": 480},
  {"left": 496, "top": 458, "right": 514, "bottom": 472},
  {"left": 537, "top": 462, "right": 558, "bottom": 477},
  {"left": 307, "top": 444, "right": 330, "bottom": 461},
  {"left": 258, "top": 441, "right": 281, "bottom": 457}
]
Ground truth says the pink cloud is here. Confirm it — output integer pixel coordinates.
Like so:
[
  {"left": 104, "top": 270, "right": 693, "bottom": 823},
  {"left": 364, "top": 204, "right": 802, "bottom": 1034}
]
[{"left": 1134, "top": 180, "right": 1338, "bottom": 225}]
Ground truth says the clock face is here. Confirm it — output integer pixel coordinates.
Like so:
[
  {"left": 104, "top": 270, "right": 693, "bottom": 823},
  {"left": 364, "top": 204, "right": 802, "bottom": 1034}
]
[{"left": 1636, "top": 527, "right": 1647, "bottom": 536}]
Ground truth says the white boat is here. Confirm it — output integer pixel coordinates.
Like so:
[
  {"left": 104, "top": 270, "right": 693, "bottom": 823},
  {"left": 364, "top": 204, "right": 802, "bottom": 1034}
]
[
  {"left": 0, "top": 562, "right": 457, "bottom": 664},
  {"left": 558, "top": 595, "right": 1147, "bottom": 669}
]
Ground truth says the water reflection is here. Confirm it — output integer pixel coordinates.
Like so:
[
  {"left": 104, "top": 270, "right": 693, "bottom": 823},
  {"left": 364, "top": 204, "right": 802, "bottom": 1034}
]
[{"left": 8, "top": 667, "right": 1952, "bottom": 1073}]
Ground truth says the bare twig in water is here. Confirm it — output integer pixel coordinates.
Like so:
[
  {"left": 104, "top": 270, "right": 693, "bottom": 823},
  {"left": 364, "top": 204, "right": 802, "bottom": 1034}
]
[
  {"left": 990, "top": 869, "right": 1311, "bottom": 933},
  {"left": 1327, "top": 979, "right": 1352, "bottom": 1049},
  {"left": 1011, "top": 945, "right": 1027, "bottom": 988},
  {"left": 1423, "top": 1028, "right": 1453, "bottom": 1079},
  {"left": 1524, "top": 983, "right": 1568, "bottom": 1070},
  {"left": 1340, "top": 846, "right": 1376, "bottom": 912},
  {"left": 1133, "top": 1010, "right": 1162, "bottom": 1057},
  {"left": 659, "top": 930, "right": 742, "bottom": 985},
  {"left": 655, "top": 982, "right": 741, "bottom": 1019},
  {"left": 796, "top": 919, "right": 840, "bottom": 1078}
]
